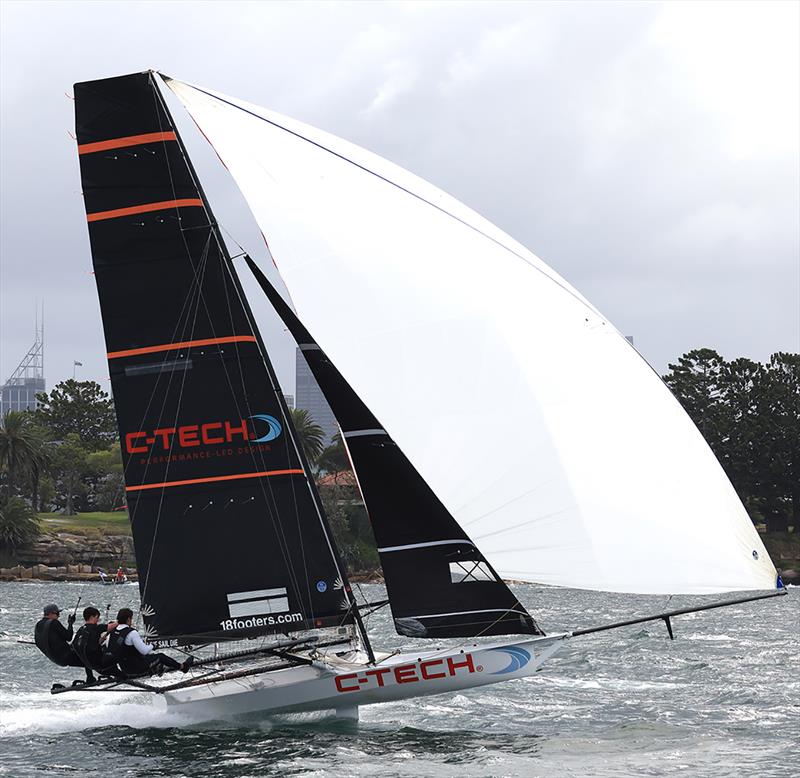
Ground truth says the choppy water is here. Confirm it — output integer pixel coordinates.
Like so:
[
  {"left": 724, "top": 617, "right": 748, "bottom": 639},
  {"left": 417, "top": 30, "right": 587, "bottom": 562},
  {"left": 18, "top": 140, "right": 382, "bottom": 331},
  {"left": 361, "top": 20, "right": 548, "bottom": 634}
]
[{"left": 0, "top": 581, "right": 796, "bottom": 777}]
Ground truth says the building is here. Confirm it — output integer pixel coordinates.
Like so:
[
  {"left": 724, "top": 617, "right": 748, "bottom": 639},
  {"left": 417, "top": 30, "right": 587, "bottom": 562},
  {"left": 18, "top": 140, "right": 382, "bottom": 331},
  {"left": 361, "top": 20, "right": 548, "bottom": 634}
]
[
  {"left": 283, "top": 394, "right": 295, "bottom": 410},
  {"left": 295, "top": 348, "right": 338, "bottom": 444},
  {"left": 1, "top": 320, "right": 45, "bottom": 416}
]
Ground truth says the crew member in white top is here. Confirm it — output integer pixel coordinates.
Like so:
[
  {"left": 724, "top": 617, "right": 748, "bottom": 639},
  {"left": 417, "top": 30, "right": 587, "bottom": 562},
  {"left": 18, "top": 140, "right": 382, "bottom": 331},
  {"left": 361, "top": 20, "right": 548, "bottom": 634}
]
[{"left": 109, "top": 608, "right": 193, "bottom": 676}]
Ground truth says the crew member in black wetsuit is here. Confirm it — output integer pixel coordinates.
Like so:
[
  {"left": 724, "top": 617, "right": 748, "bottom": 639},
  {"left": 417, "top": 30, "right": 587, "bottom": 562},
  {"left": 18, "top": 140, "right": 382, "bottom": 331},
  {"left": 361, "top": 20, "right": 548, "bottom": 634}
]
[
  {"left": 34, "top": 603, "right": 93, "bottom": 682},
  {"left": 106, "top": 608, "right": 194, "bottom": 677},
  {"left": 72, "top": 606, "right": 118, "bottom": 682}
]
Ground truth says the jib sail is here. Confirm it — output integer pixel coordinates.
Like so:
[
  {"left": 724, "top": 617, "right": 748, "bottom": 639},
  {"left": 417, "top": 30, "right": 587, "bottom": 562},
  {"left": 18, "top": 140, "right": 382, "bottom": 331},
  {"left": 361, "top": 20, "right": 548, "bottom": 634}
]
[
  {"left": 246, "top": 256, "right": 543, "bottom": 639},
  {"left": 74, "top": 71, "right": 354, "bottom": 643}
]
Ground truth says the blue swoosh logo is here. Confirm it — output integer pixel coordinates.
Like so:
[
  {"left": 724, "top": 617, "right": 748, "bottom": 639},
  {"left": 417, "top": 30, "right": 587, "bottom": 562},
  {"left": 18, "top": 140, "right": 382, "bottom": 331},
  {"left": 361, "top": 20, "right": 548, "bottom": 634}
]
[
  {"left": 489, "top": 646, "right": 531, "bottom": 675},
  {"left": 249, "top": 414, "right": 283, "bottom": 443}
]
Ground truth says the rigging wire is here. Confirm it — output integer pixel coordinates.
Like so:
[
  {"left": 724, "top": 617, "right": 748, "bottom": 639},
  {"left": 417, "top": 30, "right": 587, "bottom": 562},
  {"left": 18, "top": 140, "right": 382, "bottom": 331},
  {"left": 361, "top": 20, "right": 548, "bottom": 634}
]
[
  {"left": 147, "top": 74, "right": 359, "bottom": 641},
  {"left": 160, "top": 75, "right": 605, "bottom": 321},
  {"left": 146, "top": 79, "right": 309, "bottom": 617}
]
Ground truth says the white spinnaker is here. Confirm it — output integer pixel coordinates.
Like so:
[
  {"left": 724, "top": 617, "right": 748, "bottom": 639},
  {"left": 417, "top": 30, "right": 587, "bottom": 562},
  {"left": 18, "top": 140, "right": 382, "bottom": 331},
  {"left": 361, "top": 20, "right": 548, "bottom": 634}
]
[{"left": 166, "top": 77, "right": 776, "bottom": 595}]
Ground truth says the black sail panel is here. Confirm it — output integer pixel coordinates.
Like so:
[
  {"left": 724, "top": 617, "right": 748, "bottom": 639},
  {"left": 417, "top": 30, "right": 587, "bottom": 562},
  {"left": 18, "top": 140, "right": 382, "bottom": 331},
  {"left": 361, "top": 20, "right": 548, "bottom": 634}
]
[
  {"left": 245, "top": 256, "right": 544, "bottom": 639},
  {"left": 74, "top": 72, "right": 353, "bottom": 643}
]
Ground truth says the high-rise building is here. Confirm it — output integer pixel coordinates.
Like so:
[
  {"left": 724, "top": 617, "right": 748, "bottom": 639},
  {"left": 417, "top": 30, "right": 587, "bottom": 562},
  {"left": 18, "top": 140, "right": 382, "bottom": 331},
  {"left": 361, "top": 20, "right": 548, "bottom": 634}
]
[
  {"left": 295, "top": 348, "right": 338, "bottom": 444},
  {"left": 1, "top": 318, "right": 45, "bottom": 416}
]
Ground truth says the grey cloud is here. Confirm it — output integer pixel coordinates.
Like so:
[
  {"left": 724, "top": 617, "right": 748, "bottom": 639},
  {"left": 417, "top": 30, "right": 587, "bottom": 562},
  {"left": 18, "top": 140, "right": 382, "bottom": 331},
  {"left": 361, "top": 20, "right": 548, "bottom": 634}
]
[{"left": 1, "top": 1, "right": 797, "bottom": 398}]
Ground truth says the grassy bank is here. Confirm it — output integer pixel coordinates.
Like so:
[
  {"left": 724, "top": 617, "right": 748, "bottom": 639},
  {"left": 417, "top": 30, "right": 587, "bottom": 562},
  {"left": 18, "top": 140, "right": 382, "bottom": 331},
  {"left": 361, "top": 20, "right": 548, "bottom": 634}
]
[{"left": 37, "top": 511, "right": 131, "bottom": 537}]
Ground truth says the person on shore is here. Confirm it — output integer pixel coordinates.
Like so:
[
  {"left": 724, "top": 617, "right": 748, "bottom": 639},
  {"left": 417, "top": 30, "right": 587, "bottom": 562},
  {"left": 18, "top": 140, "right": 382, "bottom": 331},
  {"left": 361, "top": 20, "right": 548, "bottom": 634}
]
[
  {"left": 71, "top": 606, "right": 118, "bottom": 682},
  {"left": 33, "top": 603, "right": 94, "bottom": 683},
  {"left": 105, "top": 608, "right": 194, "bottom": 677}
]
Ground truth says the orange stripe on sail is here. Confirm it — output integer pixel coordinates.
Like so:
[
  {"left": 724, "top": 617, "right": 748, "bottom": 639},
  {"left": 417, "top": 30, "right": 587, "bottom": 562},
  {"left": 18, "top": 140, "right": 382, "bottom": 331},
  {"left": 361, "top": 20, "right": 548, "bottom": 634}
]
[
  {"left": 87, "top": 198, "right": 204, "bottom": 222},
  {"left": 107, "top": 335, "right": 257, "bottom": 360},
  {"left": 78, "top": 131, "right": 177, "bottom": 155},
  {"left": 126, "top": 469, "right": 305, "bottom": 492}
]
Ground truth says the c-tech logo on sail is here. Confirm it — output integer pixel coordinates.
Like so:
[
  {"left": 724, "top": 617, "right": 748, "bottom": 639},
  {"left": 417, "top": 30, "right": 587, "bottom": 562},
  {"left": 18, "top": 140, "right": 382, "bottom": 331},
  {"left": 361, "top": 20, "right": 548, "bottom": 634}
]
[{"left": 125, "top": 413, "right": 282, "bottom": 454}]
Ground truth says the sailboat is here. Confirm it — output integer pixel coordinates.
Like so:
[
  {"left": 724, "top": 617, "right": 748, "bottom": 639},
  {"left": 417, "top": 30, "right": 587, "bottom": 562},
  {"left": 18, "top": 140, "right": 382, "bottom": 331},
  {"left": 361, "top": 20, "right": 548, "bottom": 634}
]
[{"left": 55, "top": 70, "right": 785, "bottom": 721}]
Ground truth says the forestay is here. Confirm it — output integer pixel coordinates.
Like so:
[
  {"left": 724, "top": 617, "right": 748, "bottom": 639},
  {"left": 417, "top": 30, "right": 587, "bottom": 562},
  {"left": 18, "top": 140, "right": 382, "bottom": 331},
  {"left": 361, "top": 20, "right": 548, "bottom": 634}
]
[
  {"left": 74, "top": 72, "right": 354, "bottom": 643},
  {"left": 165, "top": 75, "right": 777, "bottom": 595}
]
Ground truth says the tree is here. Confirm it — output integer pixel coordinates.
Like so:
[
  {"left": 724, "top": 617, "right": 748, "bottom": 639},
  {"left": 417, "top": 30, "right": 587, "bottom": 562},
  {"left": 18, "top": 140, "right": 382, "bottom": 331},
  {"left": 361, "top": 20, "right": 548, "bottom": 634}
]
[
  {"left": 35, "top": 379, "right": 116, "bottom": 451},
  {"left": 0, "top": 410, "right": 50, "bottom": 502},
  {"left": 0, "top": 496, "right": 40, "bottom": 548},
  {"left": 754, "top": 353, "right": 799, "bottom": 532},
  {"left": 316, "top": 433, "right": 349, "bottom": 475},
  {"left": 318, "top": 473, "right": 378, "bottom": 573},
  {"left": 663, "top": 349, "right": 728, "bottom": 452},
  {"left": 50, "top": 433, "right": 90, "bottom": 515},
  {"left": 290, "top": 408, "right": 326, "bottom": 464},
  {"left": 720, "top": 357, "right": 763, "bottom": 512},
  {"left": 87, "top": 443, "right": 125, "bottom": 511},
  {"left": 664, "top": 348, "right": 799, "bottom": 533}
]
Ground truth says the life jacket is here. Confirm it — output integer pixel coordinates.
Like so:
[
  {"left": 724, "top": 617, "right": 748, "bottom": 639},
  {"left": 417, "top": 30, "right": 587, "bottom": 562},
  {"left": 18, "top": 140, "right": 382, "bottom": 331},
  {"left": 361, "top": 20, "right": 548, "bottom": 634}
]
[
  {"left": 103, "top": 627, "right": 134, "bottom": 662},
  {"left": 72, "top": 623, "right": 103, "bottom": 663},
  {"left": 104, "top": 625, "right": 154, "bottom": 676},
  {"left": 34, "top": 618, "right": 71, "bottom": 666}
]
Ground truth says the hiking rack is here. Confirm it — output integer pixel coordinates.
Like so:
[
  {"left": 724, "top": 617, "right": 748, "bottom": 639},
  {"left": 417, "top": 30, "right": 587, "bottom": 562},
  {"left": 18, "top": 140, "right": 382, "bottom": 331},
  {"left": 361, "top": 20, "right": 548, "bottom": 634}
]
[{"left": 49, "top": 635, "right": 354, "bottom": 695}]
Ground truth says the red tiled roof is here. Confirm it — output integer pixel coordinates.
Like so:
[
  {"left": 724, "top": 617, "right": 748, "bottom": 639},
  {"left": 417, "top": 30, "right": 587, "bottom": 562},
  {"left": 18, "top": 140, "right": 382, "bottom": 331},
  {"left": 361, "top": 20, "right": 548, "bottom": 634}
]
[{"left": 317, "top": 470, "right": 357, "bottom": 487}]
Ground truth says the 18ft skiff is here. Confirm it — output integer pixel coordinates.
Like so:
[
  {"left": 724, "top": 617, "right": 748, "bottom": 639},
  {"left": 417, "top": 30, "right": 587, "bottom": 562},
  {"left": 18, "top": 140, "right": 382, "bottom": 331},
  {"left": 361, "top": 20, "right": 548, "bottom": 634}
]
[{"left": 53, "top": 71, "right": 785, "bottom": 720}]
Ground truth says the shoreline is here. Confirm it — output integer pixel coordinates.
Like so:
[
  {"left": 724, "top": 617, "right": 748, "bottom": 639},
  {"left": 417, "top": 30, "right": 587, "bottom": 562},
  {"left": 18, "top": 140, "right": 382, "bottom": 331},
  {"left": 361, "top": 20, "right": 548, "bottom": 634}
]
[
  {"left": 0, "top": 566, "right": 381, "bottom": 585},
  {"left": 0, "top": 564, "right": 139, "bottom": 584},
  {"left": 1, "top": 530, "right": 797, "bottom": 586}
]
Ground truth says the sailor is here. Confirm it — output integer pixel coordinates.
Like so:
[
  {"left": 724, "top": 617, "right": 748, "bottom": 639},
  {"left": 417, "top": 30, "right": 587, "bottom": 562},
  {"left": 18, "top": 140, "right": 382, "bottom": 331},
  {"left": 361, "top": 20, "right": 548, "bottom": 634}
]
[
  {"left": 34, "top": 603, "right": 93, "bottom": 682},
  {"left": 71, "top": 606, "right": 118, "bottom": 682},
  {"left": 105, "top": 608, "right": 194, "bottom": 677}
]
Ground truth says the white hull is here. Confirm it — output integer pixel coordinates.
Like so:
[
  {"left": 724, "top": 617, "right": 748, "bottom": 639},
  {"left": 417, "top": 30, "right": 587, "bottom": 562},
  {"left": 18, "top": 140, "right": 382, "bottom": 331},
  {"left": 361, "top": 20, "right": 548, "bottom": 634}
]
[{"left": 157, "top": 634, "right": 568, "bottom": 721}]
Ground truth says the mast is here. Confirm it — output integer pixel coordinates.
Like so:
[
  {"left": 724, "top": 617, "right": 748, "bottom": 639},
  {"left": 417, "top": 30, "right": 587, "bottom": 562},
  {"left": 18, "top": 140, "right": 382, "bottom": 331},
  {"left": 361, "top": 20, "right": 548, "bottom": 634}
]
[{"left": 148, "top": 73, "right": 374, "bottom": 661}]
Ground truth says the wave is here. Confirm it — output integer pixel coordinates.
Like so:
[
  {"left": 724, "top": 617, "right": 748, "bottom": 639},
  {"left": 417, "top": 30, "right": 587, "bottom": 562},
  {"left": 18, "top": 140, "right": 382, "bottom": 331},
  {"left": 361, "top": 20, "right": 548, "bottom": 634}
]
[{"left": 0, "top": 692, "right": 200, "bottom": 737}]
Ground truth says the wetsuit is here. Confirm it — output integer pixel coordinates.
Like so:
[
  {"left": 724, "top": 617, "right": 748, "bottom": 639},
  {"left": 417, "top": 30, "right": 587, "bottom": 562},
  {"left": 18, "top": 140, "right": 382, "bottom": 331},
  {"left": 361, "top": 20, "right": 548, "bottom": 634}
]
[
  {"left": 34, "top": 617, "right": 75, "bottom": 665},
  {"left": 34, "top": 617, "right": 92, "bottom": 680},
  {"left": 72, "top": 623, "right": 116, "bottom": 679}
]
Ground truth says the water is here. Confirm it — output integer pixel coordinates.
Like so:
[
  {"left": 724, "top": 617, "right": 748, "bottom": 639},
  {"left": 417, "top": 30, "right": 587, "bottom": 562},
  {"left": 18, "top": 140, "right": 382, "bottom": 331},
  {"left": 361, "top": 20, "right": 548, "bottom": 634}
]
[{"left": 1, "top": 581, "right": 797, "bottom": 777}]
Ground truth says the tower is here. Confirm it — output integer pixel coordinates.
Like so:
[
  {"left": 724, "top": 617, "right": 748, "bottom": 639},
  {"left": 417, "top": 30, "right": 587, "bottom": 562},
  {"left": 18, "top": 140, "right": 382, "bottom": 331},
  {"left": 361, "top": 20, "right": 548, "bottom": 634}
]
[
  {"left": 295, "top": 347, "right": 338, "bottom": 444},
  {"left": 1, "top": 308, "right": 45, "bottom": 416}
]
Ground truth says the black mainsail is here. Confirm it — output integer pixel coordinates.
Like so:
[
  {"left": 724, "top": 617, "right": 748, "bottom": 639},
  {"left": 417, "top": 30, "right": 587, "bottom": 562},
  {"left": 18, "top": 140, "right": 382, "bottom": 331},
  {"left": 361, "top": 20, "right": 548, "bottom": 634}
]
[
  {"left": 74, "top": 72, "right": 355, "bottom": 643},
  {"left": 245, "top": 257, "right": 543, "bottom": 639}
]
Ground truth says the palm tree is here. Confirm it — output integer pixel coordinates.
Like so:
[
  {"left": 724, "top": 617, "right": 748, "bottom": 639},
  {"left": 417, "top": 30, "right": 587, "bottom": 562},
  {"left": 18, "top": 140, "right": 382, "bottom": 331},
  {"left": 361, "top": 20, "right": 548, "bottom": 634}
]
[
  {"left": 0, "top": 411, "right": 49, "bottom": 503},
  {"left": 0, "top": 496, "right": 40, "bottom": 548},
  {"left": 289, "top": 408, "right": 326, "bottom": 465}
]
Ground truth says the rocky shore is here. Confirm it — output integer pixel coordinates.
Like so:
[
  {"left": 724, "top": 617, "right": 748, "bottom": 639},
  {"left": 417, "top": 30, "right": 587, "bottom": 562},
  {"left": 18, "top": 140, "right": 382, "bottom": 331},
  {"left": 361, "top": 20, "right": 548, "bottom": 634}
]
[
  {"left": 0, "top": 563, "right": 138, "bottom": 582},
  {"left": 0, "top": 531, "right": 136, "bottom": 582},
  {"left": 1, "top": 531, "right": 796, "bottom": 585}
]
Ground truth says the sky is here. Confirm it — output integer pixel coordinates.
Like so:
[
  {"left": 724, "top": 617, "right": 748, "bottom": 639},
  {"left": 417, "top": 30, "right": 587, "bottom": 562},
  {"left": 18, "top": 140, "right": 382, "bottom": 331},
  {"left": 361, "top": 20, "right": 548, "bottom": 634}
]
[{"left": 1, "top": 0, "right": 798, "bottom": 398}]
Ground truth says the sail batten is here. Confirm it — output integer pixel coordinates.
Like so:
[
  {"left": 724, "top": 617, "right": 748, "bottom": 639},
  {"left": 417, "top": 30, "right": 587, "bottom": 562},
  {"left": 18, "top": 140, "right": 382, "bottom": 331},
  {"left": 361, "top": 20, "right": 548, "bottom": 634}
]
[{"left": 167, "top": 76, "right": 778, "bottom": 596}]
